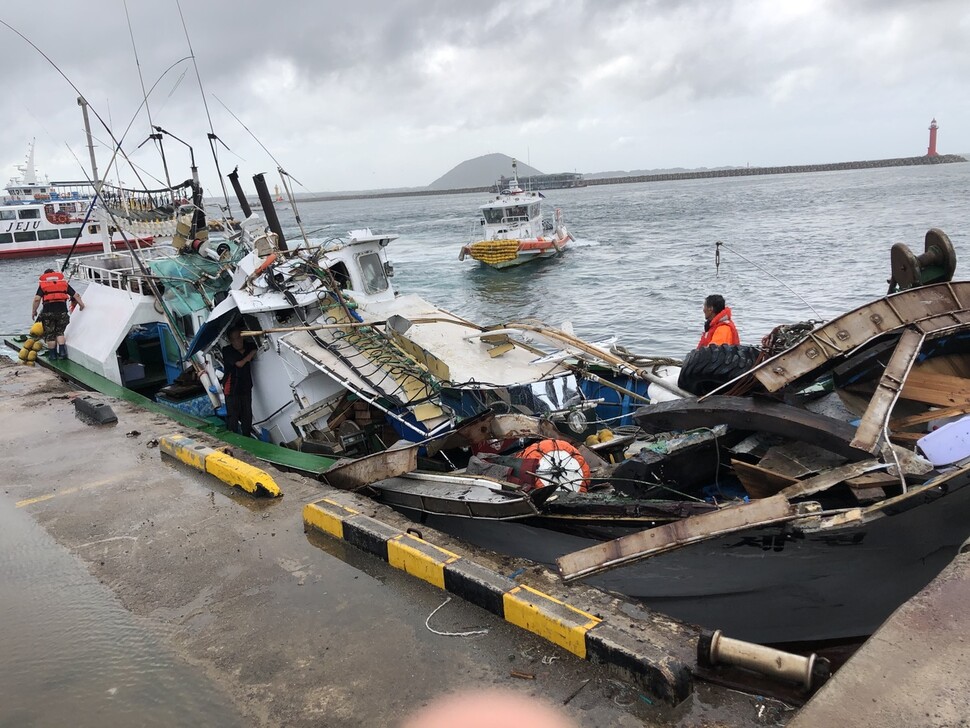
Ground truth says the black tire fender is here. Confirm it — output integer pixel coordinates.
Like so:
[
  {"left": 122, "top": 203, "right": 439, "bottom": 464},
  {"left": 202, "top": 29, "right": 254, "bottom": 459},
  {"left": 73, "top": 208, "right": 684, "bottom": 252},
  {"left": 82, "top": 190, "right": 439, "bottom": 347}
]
[{"left": 677, "top": 344, "right": 762, "bottom": 396}]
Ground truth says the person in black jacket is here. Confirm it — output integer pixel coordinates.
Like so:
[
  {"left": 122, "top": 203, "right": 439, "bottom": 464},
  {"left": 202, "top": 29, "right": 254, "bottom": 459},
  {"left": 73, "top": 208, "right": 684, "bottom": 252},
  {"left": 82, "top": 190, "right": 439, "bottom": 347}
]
[{"left": 221, "top": 328, "right": 257, "bottom": 436}]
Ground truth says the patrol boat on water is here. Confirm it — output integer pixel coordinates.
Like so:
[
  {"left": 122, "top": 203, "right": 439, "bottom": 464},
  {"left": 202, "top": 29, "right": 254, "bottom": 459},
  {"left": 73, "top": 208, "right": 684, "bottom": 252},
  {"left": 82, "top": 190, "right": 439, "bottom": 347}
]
[
  {"left": 0, "top": 140, "right": 153, "bottom": 259},
  {"left": 458, "top": 159, "right": 573, "bottom": 269}
]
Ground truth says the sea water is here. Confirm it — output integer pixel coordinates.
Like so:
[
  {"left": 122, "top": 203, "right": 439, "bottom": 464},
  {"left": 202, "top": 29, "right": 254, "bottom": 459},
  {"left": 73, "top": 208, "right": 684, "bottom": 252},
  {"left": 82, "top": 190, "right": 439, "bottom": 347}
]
[{"left": 4, "top": 162, "right": 967, "bottom": 358}]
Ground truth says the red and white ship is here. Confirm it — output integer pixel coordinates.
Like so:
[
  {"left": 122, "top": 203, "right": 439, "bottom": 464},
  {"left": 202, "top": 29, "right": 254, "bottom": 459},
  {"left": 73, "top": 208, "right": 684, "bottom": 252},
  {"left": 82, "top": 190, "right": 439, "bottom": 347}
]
[{"left": 0, "top": 141, "right": 153, "bottom": 259}]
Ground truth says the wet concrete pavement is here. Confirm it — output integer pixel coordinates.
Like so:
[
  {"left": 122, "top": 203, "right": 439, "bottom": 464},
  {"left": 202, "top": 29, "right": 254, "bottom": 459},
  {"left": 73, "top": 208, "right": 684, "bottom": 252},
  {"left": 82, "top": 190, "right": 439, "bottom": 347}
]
[
  {"left": 0, "top": 359, "right": 775, "bottom": 727},
  {"left": 790, "top": 549, "right": 970, "bottom": 728}
]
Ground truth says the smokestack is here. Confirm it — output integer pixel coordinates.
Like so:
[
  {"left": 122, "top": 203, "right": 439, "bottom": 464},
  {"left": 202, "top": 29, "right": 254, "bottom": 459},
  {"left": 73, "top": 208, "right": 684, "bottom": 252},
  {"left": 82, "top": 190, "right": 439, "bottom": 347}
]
[
  {"left": 228, "top": 167, "right": 252, "bottom": 218},
  {"left": 252, "top": 173, "right": 287, "bottom": 251}
]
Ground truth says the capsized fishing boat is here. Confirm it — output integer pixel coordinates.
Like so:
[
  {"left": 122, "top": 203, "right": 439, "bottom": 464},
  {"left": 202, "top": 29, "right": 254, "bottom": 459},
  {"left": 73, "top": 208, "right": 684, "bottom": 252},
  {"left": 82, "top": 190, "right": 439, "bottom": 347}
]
[
  {"left": 458, "top": 159, "right": 573, "bottom": 269},
  {"left": 349, "top": 230, "right": 970, "bottom": 644},
  {"left": 7, "top": 141, "right": 684, "bottom": 478},
  {"left": 0, "top": 139, "right": 154, "bottom": 259}
]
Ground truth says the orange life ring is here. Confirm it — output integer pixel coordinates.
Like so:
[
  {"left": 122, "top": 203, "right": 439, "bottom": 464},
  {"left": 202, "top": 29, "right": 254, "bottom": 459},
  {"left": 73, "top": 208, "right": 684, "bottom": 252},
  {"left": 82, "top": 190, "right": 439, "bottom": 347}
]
[
  {"left": 54, "top": 212, "right": 69, "bottom": 224},
  {"left": 252, "top": 253, "right": 277, "bottom": 277},
  {"left": 519, "top": 439, "right": 590, "bottom": 492}
]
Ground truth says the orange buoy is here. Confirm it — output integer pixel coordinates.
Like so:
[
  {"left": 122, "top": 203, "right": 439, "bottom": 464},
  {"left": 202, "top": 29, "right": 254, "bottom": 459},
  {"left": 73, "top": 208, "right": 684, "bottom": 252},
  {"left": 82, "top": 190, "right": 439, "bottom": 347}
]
[{"left": 519, "top": 439, "right": 590, "bottom": 492}]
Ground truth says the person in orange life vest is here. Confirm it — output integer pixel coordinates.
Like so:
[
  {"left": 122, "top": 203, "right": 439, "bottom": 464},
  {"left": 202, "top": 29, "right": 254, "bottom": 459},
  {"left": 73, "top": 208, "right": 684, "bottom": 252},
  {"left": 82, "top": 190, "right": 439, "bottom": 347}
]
[
  {"left": 31, "top": 268, "right": 85, "bottom": 360},
  {"left": 697, "top": 294, "right": 740, "bottom": 348},
  {"left": 221, "top": 328, "right": 257, "bottom": 437}
]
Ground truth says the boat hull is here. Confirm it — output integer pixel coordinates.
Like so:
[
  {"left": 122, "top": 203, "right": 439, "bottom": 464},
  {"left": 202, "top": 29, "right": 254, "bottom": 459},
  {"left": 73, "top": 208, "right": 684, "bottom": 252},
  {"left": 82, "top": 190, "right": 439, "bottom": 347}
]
[
  {"left": 461, "top": 235, "right": 572, "bottom": 269},
  {"left": 0, "top": 236, "right": 153, "bottom": 259},
  {"left": 387, "top": 467, "right": 970, "bottom": 644}
]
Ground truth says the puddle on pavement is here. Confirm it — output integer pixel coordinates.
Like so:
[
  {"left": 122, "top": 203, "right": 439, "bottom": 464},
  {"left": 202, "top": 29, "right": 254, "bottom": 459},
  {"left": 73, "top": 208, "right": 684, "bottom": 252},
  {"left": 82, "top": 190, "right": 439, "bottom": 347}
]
[{"left": 0, "top": 496, "right": 246, "bottom": 727}]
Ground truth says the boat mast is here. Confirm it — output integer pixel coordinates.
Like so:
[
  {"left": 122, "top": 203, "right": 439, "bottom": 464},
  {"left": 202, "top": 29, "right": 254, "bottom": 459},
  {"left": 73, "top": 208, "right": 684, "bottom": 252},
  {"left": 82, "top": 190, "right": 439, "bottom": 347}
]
[
  {"left": 77, "top": 96, "right": 113, "bottom": 255},
  {"left": 124, "top": 0, "right": 174, "bottom": 196},
  {"left": 21, "top": 140, "right": 37, "bottom": 184}
]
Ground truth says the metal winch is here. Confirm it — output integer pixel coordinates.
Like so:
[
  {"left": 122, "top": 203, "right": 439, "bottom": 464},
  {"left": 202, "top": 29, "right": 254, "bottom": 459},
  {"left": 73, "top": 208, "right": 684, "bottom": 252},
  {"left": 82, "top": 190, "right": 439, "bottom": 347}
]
[{"left": 887, "top": 228, "right": 957, "bottom": 293}]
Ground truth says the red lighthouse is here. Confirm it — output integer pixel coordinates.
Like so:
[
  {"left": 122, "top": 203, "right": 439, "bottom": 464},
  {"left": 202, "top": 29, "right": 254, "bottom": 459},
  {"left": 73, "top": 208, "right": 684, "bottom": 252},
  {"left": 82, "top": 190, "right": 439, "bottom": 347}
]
[{"left": 927, "top": 118, "right": 939, "bottom": 157}]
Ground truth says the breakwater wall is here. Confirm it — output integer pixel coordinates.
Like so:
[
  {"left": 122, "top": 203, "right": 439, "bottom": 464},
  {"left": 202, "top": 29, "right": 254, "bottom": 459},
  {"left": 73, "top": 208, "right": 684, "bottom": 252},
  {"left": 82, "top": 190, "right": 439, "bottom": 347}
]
[
  {"left": 584, "top": 154, "right": 967, "bottom": 186},
  {"left": 269, "top": 154, "right": 967, "bottom": 205}
]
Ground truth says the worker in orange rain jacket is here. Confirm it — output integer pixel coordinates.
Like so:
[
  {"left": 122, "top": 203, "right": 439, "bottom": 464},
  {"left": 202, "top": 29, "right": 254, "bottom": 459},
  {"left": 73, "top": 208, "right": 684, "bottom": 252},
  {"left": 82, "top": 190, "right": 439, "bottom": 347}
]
[{"left": 697, "top": 294, "right": 740, "bottom": 348}]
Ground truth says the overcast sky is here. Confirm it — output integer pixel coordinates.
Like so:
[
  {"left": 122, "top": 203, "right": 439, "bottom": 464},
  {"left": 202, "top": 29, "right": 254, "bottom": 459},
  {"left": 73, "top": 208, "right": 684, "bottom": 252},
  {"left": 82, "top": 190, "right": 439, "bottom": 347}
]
[{"left": 1, "top": 0, "right": 968, "bottom": 193}]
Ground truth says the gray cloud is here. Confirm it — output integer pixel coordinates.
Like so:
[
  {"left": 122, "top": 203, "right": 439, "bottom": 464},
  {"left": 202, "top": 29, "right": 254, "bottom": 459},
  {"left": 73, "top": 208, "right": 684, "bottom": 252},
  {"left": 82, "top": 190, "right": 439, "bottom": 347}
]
[{"left": 1, "top": 0, "right": 968, "bottom": 191}]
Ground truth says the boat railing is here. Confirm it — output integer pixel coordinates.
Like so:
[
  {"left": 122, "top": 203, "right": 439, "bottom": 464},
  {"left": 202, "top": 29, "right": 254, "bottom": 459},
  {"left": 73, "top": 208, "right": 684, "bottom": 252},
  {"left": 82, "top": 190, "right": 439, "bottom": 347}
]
[{"left": 63, "top": 245, "right": 179, "bottom": 296}]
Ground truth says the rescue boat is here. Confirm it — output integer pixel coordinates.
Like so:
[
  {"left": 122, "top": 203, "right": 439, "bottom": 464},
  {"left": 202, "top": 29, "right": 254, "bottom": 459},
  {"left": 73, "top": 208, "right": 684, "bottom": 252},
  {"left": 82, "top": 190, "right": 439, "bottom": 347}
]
[{"left": 458, "top": 159, "right": 573, "bottom": 269}]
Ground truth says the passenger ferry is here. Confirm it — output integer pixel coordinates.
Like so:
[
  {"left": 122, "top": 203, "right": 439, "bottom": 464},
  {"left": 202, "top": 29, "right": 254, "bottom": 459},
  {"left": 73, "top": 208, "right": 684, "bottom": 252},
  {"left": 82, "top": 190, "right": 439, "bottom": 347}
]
[{"left": 0, "top": 142, "right": 153, "bottom": 259}]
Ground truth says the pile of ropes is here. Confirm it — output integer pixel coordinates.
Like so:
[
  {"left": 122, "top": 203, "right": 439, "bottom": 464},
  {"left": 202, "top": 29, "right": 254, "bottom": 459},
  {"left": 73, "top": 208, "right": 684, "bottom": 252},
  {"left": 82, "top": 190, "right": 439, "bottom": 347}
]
[
  {"left": 760, "top": 321, "right": 819, "bottom": 357},
  {"left": 610, "top": 344, "right": 682, "bottom": 371},
  {"left": 718, "top": 320, "right": 819, "bottom": 397}
]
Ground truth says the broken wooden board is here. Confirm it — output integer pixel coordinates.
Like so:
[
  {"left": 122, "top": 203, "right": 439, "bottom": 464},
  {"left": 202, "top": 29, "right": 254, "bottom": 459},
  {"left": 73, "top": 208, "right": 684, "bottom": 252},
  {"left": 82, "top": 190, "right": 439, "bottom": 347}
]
[
  {"left": 850, "top": 328, "right": 925, "bottom": 453},
  {"left": 900, "top": 369, "right": 970, "bottom": 408},
  {"left": 748, "top": 282, "right": 970, "bottom": 392},
  {"left": 731, "top": 459, "right": 798, "bottom": 499},
  {"left": 634, "top": 396, "right": 872, "bottom": 462},
  {"left": 321, "top": 444, "right": 419, "bottom": 491},
  {"left": 487, "top": 342, "right": 515, "bottom": 358},
  {"left": 889, "top": 431, "right": 924, "bottom": 446},
  {"left": 557, "top": 495, "right": 801, "bottom": 582},
  {"left": 758, "top": 441, "right": 848, "bottom": 479},
  {"left": 911, "top": 352, "right": 970, "bottom": 378},
  {"left": 890, "top": 402, "right": 970, "bottom": 431},
  {"left": 844, "top": 471, "right": 897, "bottom": 503},
  {"left": 778, "top": 460, "right": 889, "bottom": 500}
]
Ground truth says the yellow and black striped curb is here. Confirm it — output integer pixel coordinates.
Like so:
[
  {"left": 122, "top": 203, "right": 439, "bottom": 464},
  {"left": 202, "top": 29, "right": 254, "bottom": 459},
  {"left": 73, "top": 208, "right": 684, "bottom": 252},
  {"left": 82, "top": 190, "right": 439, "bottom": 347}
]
[
  {"left": 303, "top": 497, "right": 693, "bottom": 702},
  {"left": 160, "top": 434, "right": 282, "bottom": 497}
]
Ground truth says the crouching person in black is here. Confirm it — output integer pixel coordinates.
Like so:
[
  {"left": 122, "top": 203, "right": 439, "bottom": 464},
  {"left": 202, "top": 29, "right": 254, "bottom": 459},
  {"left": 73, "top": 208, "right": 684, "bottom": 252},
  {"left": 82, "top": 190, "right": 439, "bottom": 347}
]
[{"left": 222, "top": 328, "right": 257, "bottom": 437}]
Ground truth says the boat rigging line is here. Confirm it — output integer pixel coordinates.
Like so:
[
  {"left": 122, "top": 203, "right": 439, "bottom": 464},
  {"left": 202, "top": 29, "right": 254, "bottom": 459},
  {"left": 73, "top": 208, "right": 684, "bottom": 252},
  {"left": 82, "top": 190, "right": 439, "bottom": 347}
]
[
  {"left": 174, "top": 0, "right": 234, "bottom": 218},
  {"left": 714, "top": 240, "right": 822, "bottom": 319},
  {"left": 212, "top": 94, "right": 313, "bottom": 245},
  {"left": 124, "top": 0, "right": 173, "bottom": 192}
]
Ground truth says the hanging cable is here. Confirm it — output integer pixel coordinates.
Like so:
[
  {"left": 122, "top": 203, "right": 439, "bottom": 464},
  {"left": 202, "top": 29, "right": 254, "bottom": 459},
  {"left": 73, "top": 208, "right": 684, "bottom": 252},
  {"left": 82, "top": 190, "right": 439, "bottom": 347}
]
[
  {"left": 714, "top": 240, "right": 822, "bottom": 319},
  {"left": 174, "top": 0, "right": 233, "bottom": 217}
]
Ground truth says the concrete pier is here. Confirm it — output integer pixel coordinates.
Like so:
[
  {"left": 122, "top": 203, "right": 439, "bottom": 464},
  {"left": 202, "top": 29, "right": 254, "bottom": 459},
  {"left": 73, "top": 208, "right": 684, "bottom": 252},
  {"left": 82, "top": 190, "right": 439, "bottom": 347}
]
[
  {"left": 0, "top": 358, "right": 766, "bottom": 727},
  {"left": 275, "top": 154, "right": 967, "bottom": 203},
  {"left": 788, "top": 549, "right": 970, "bottom": 728},
  {"left": 7, "top": 356, "right": 969, "bottom": 726}
]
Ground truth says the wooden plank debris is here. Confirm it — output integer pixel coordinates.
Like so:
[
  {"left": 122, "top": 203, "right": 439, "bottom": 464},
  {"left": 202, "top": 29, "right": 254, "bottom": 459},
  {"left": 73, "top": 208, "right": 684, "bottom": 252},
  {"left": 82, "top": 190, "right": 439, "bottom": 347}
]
[
  {"left": 900, "top": 369, "right": 970, "bottom": 408},
  {"left": 850, "top": 328, "right": 925, "bottom": 453},
  {"left": 557, "top": 495, "right": 798, "bottom": 582},
  {"left": 890, "top": 402, "right": 970, "bottom": 431},
  {"left": 748, "top": 282, "right": 970, "bottom": 392},
  {"left": 731, "top": 459, "right": 798, "bottom": 499},
  {"left": 778, "top": 460, "right": 888, "bottom": 500},
  {"left": 845, "top": 471, "right": 898, "bottom": 503},
  {"left": 758, "top": 442, "right": 847, "bottom": 478}
]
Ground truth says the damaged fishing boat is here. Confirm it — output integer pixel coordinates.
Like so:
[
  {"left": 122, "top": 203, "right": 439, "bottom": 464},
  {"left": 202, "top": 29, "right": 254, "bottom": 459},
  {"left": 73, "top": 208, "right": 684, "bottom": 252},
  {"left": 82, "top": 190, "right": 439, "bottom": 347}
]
[
  {"left": 351, "top": 229, "right": 970, "bottom": 644},
  {"left": 8, "top": 137, "right": 684, "bottom": 478}
]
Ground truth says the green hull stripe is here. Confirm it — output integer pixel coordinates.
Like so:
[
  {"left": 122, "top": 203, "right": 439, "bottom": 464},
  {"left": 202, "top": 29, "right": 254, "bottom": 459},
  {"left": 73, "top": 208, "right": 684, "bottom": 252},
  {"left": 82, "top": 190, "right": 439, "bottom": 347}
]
[{"left": 5, "top": 337, "right": 336, "bottom": 475}]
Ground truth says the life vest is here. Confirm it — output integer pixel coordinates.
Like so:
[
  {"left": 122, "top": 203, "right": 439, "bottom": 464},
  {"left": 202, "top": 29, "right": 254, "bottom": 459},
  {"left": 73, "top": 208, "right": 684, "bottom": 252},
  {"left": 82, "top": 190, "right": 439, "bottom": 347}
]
[
  {"left": 39, "top": 271, "right": 70, "bottom": 304},
  {"left": 697, "top": 307, "right": 740, "bottom": 348}
]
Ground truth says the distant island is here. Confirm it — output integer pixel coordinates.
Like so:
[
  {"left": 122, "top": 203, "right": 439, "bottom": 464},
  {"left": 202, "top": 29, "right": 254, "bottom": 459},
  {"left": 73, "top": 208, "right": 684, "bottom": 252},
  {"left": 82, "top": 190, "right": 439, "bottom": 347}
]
[{"left": 428, "top": 153, "right": 543, "bottom": 190}]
